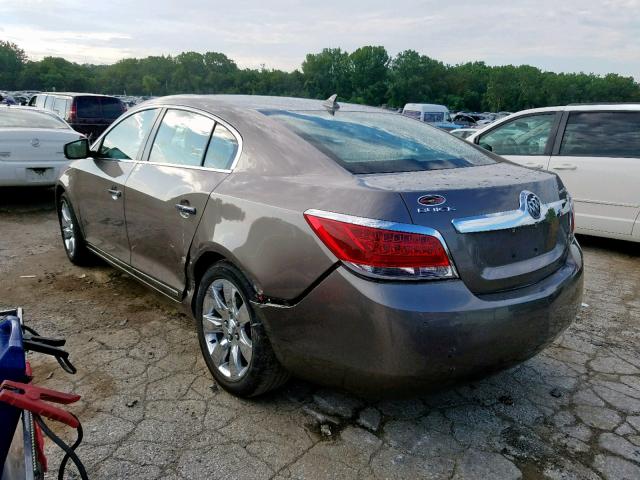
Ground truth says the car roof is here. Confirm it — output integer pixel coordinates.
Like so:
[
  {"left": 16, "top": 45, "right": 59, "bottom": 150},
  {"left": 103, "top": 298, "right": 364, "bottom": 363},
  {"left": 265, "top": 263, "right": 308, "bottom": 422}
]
[
  {"left": 142, "top": 94, "right": 385, "bottom": 113},
  {"left": 500, "top": 104, "right": 640, "bottom": 116},
  {"left": 38, "top": 92, "right": 122, "bottom": 99},
  {"left": 403, "top": 103, "right": 449, "bottom": 112}
]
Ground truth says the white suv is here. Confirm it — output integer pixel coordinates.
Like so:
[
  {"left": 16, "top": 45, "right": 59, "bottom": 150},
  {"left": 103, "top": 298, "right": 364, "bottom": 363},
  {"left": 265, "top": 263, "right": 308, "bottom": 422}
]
[{"left": 467, "top": 104, "right": 640, "bottom": 242}]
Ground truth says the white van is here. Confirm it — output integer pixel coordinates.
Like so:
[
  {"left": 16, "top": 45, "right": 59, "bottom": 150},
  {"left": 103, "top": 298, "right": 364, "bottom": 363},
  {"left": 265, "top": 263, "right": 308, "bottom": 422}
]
[{"left": 402, "top": 103, "right": 458, "bottom": 131}]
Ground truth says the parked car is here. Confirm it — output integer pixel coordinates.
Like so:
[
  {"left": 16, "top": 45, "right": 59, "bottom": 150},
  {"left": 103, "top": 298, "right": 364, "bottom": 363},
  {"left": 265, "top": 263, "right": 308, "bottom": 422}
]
[
  {"left": 56, "top": 95, "right": 583, "bottom": 397},
  {"left": 0, "top": 106, "right": 84, "bottom": 186},
  {"left": 28, "top": 93, "right": 126, "bottom": 140},
  {"left": 402, "top": 103, "right": 460, "bottom": 131},
  {"left": 466, "top": 104, "right": 640, "bottom": 242},
  {"left": 450, "top": 128, "right": 477, "bottom": 139}
]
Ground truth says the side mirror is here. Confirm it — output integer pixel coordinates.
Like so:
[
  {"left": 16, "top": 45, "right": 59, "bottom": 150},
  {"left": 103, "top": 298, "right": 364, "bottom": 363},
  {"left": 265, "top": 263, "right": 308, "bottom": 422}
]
[
  {"left": 479, "top": 142, "right": 493, "bottom": 152},
  {"left": 64, "top": 139, "right": 90, "bottom": 160}
]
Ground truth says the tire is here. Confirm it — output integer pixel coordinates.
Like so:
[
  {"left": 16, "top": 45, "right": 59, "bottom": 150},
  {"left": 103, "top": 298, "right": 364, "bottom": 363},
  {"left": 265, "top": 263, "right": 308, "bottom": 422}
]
[
  {"left": 195, "top": 261, "right": 289, "bottom": 397},
  {"left": 57, "top": 193, "right": 92, "bottom": 265}
]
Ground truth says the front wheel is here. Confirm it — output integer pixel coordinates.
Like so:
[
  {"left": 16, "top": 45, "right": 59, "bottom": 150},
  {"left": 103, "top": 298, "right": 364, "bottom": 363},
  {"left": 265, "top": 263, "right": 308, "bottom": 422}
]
[
  {"left": 57, "top": 193, "right": 92, "bottom": 265},
  {"left": 195, "top": 262, "right": 289, "bottom": 397}
]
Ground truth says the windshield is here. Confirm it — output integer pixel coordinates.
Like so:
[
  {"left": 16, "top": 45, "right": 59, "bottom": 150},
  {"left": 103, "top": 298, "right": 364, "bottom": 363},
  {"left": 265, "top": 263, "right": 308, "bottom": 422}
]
[
  {"left": 0, "top": 109, "right": 69, "bottom": 129},
  {"left": 262, "top": 109, "right": 496, "bottom": 174}
]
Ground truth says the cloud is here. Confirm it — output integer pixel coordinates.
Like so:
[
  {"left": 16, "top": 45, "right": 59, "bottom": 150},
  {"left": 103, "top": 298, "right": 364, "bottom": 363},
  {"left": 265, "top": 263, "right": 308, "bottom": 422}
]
[{"left": 0, "top": 0, "right": 638, "bottom": 79}]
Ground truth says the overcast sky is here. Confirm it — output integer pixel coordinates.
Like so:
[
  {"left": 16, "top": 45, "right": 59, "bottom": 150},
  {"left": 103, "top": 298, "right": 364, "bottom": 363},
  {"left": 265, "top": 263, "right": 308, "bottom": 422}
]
[{"left": 1, "top": 0, "right": 639, "bottom": 79}]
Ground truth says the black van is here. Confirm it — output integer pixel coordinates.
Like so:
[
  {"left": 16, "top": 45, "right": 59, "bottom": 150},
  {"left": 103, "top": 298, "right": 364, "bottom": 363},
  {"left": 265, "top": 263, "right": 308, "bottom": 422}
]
[{"left": 29, "top": 93, "right": 126, "bottom": 140}]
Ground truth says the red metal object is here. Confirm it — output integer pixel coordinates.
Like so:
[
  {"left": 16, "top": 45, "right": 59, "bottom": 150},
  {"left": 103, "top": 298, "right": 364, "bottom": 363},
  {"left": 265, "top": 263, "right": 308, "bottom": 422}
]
[{"left": 0, "top": 380, "right": 80, "bottom": 428}]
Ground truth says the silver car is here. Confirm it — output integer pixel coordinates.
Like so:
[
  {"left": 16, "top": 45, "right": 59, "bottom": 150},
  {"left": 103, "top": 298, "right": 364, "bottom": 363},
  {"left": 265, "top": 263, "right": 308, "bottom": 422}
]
[{"left": 57, "top": 95, "right": 584, "bottom": 397}]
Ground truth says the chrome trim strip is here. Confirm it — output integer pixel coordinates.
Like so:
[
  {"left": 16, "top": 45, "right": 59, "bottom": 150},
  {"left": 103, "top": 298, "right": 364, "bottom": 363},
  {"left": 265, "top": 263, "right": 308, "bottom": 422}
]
[
  {"left": 452, "top": 193, "right": 571, "bottom": 234},
  {"left": 86, "top": 244, "right": 182, "bottom": 302},
  {"left": 304, "top": 209, "right": 459, "bottom": 279}
]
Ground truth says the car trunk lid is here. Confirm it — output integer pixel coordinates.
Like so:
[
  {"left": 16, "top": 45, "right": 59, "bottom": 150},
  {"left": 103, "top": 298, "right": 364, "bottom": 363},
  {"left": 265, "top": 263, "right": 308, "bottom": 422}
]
[
  {"left": 359, "top": 163, "right": 572, "bottom": 294},
  {"left": 0, "top": 129, "right": 82, "bottom": 162}
]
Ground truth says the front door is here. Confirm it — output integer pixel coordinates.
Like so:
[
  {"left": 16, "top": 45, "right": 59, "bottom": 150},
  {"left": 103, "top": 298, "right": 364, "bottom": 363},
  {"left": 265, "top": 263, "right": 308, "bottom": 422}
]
[
  {"left": 474, "top": 112, "right": 560, "bottom": 170},
  {"left": 75, "top": 108, "right": 160, "bottom": 262},
  {"left": 124, "top": 108, "right": 240, "bottom": 293},
  {"left": 548, "top": 111, "right": 640, "bottom": 236}
]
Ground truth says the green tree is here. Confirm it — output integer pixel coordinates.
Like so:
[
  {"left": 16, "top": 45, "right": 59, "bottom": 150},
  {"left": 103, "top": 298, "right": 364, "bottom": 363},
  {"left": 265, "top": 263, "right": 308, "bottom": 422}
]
[
  {"left": 301, "top": 48, "right": 352, "bottom": 99},
  {"left": 0, "top": 41, "right": 27, "bottom": 89},
  {"left": 349, "top": 46, "right": 389, "bottom": 105},
  {"left": 142, "top": 74, "right": 161, "bottom": 95}
]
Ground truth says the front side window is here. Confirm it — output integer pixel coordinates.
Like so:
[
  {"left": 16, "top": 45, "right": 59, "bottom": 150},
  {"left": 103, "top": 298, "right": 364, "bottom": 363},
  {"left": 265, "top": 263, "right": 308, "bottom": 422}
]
[
  {"left": 559, "top": 111, "right": 640, "bottom": 157},
  {"left": 149, "top": 110, "right": 215, "bottom": 167},
  {"left": 478, "top": 113, "right": 555, "bottom": 156},
  {"left": 99, "top": 109, "right": 158, "bottom": 160},
  {"left": 203, "top": 123, "right": 239, "bottom": 170},
  {"left": 262, "top": 109, "right": 495, "bottom": 174}
]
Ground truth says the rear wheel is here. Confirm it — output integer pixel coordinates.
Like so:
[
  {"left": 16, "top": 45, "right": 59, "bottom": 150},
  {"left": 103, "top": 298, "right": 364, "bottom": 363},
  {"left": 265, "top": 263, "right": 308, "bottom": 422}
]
[
  {"left": 57, "top": 193, "right": 92, "bottom": 265},
  {"left": 195, "top": 262, "right": 289, "bottom": 397}
]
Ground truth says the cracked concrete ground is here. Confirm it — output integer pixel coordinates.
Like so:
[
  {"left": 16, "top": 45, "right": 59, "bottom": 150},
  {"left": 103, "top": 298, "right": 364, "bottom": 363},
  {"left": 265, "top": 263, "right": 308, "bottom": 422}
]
[{"left": 1, "top": 187, "right": 639, "bottom": 480}]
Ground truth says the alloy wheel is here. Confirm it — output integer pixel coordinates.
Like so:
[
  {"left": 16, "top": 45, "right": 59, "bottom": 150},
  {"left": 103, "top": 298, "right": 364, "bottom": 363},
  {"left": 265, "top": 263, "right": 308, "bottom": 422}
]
[
  {"left": 60, "top": 199, "right": 76, "bottom": 257},
  {"left": 202, "top": 278, "right": 253, "bottom": 380}
]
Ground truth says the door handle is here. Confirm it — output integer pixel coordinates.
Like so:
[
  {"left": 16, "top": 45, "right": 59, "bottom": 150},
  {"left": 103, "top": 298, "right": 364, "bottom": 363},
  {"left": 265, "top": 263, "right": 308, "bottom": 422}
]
[
  {"left": 107, "top": 188, "right": 122, "bottom": 199},
  {"left": 175, "top": 204, "right": 196, "bottom": 218},
  {"left": 552, "top": 164, "right": 577, "bottom": 171}
]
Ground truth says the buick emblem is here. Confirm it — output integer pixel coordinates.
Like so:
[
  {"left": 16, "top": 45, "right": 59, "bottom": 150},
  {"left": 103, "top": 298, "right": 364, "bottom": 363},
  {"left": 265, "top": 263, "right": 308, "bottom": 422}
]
[
  {"left": 417, "top": 194, "right": 446, "bottom": 206},
  {"left": 525, "top": 192, "right": 542, "bottom": 219},
  {"left": 31, "top": 138, "right": 40, "bottom": 148}
]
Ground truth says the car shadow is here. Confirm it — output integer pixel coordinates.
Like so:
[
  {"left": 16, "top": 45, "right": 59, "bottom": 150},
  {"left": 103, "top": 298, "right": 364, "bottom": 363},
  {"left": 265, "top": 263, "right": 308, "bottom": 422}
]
[
  {"left": 0, "top": 187, "right": 56, "bottom": 213},
  {"left": 576, "top": 233, "right": 639, "bottom": 258}
]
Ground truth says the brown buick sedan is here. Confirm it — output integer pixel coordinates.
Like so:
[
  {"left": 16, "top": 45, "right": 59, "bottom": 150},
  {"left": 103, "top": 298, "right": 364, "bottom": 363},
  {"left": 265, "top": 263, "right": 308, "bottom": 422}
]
[{"left": 57, "top": 95, "right": 583, "bottom": 397}]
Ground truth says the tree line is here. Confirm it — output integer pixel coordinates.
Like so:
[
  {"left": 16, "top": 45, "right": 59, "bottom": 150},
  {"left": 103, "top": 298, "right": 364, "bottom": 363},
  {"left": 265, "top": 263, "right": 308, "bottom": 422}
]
[{"left": 2, "top": 40, "right": 639, "bottom": 112}]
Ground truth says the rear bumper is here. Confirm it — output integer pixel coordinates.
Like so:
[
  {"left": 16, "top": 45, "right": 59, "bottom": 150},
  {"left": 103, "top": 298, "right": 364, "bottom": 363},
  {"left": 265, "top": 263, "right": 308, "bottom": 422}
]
[
  {"left": 0, "top": 161, "right": 69, "bottom": 186},
  {"left": 255, "top": 240, "right": 584, "bottom": 395}
]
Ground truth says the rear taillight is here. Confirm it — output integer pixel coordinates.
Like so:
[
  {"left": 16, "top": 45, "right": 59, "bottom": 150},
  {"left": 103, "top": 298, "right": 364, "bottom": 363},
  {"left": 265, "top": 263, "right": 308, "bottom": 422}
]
[
  {"left": 304, "top": 210, "right": 457, "bottom": 280},
  {"left": 67, "top": 103, "right": 77, "bottom": 123}
]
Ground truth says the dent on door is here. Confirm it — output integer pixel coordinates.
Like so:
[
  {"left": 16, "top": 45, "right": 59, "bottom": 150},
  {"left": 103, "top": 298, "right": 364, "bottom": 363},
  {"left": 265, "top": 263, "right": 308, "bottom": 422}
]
[{"left": 124, "top": 163, "right": 228, "bottom": 292}]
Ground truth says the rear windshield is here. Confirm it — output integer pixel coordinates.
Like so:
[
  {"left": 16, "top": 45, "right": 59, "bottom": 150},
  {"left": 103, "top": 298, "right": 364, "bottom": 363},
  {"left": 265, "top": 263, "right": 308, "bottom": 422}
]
[
  {"left": 76, "top": 96, "right": 124, "bottom": 119},
  {"left": 0, "top": 109, "right": 68, "bottom": 129},
  {"left": 262, "top": 110, "right": 495, "bottom": 174}
]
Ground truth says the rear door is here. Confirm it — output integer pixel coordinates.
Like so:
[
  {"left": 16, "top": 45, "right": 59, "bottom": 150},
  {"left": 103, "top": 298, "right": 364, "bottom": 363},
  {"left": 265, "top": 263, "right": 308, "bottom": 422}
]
[
  {"left": 548, "top": 110, "right": 640, "bottom": 236},
  {"left": 124, "top": 107, "right": 240, "bottom": 294},
  {"left": 74, "top": 108, "right": 160, "bottom": 262},
  {"left": 474, "top": 112, "right": 560, "bottom": 170}
]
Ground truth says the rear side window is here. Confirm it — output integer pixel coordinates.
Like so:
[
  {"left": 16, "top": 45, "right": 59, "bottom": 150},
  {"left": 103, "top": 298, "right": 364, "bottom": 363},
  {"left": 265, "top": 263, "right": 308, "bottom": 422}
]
[
  {"left": 149, "top": 109, "right": 215, "bottom": 167},
  {"left": 44, "top": 95, "right": 55, "bottom": 110},
  {"left": 478, "top": 113, "right": 555, "bottom": 156},
  {"left": 423, "top": 112, "right": 445, "bottom": 122},
  {"left": 99, "top": 109, "right": 158, "bottom": 160},
  {"left": 262, "top": 110, "right": 495, "bottom": 174},
  {"left": 53, "top": 97, "right": 69, "bottom": 117},
  {"left": 560, "top": 111, "right": 640, "bottom": 157},
  {"left": 203, "top": 123, "right": 238, "bottom": 170}
]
